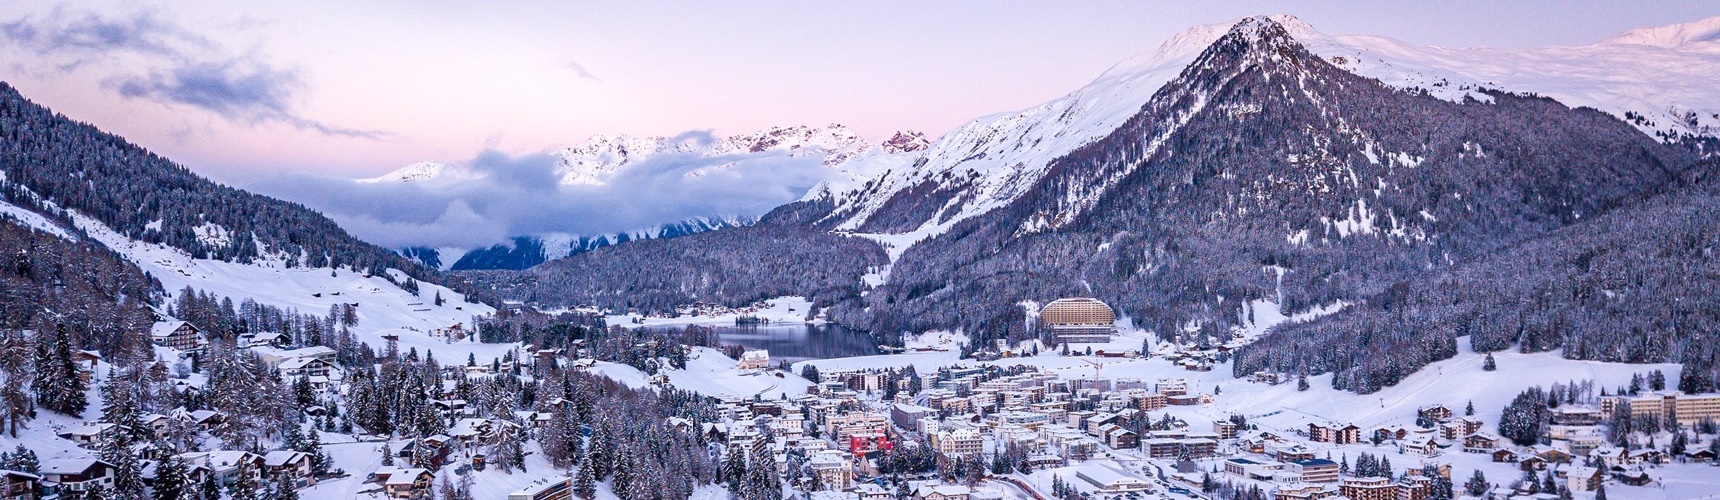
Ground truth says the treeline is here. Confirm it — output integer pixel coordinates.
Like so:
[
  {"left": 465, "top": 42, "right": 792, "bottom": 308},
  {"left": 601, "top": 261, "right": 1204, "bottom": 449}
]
[
  {"left": 461, "top": 222, "right": 885, "bottom": 317},
  {"left": 0, "top": 82, "right": 487, "bottom": 303},
  {"left": 0, "top": 216, "right": 157, "bottom": 364}
]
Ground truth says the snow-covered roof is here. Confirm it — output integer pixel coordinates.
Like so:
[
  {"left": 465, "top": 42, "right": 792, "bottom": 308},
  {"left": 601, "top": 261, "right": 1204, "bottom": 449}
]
[
  {"left": 385, "top": 468, "right": 431, "bottom": 485},
  {"left": 43, "top": 458, "right": 106, "bottom": 475},
  {"left": 150, "top": 321, "right": 195, "bottom": 338},
  {"left": 263, "top": 451, "right": 307, "bottom": 467}
]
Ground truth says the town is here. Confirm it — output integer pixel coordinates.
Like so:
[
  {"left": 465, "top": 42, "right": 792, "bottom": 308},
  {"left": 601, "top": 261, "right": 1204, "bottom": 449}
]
[{"left": 1, "top": 296, "right": 1714, "bottom": 500}]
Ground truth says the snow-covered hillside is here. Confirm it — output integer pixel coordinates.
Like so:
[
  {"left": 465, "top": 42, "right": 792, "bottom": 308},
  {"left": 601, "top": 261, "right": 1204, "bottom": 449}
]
[{"left": 67, "top": 207, "right": 494, "bottom": 338}]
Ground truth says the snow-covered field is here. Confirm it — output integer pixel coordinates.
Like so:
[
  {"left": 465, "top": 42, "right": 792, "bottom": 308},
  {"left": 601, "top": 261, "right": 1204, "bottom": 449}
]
[
  {"left": 604, "top": 296, "right": 821, "bottom": 328},
  {"left": 590, "top": 346, "right": 816, "bottom": 400}
]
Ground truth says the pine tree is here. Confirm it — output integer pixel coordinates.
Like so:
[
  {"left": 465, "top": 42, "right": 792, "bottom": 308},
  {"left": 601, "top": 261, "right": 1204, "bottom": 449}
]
[
  {"left": 1297, "top": 375, "right": 1310, "bottom": 391},
  {"left": 152, "top": 455, "right": 187, "bottom": 500},
  {"left": 1483, "top": 352, "right": 1497, "bottom": 371},
  {"left": 380, "top": 443, "right": 394, "bottom": 466},
  {"left": 574, "top": 451, "right": 597, "bottom": 500},
  {"left": 276, "top": 472, "right": 300, "bottom": 500},
  {"left": 1378, "top": 456, "right": 1392, "bottom": 479},
  {"left": 1465, "top": 400, "right": 1475, "bottom": 416},
  {"left": 229, "top": 459, "right": 260, "bottom": 500},
  {"left": 199, "top": 468, "right": 221, "bottom": 500},
  {"left": 1464, "top": 469, "right": 1488, "bottom": 497},
  {"left": 1595, "top": 483, "right": 1608, "bottom": 500}
]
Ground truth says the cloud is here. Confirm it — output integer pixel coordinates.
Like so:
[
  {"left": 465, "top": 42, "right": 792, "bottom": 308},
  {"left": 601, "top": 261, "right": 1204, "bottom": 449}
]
[
  {"left": 0, "top": 9, "right": 383, "bottom": 138},
  {"left": 246, "top": 141, "right": 842, "bottom": 249},
  {"left": 564, "top": 61, "right": 600, "bottom": 81}
]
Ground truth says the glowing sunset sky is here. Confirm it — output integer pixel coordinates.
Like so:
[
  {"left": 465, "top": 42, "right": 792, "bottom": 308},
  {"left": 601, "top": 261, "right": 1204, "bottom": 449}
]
[{"left": 5, "top": 1, "right": 1717, "bottom": 185}]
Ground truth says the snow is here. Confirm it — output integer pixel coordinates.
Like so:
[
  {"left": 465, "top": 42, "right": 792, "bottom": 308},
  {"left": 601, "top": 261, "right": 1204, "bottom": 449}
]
[
  {"left": 588, "top": 347, "right": 815, "bottom": 400},
  {"left": 61, "top": 209, "right": 501, "bottom": 363},
  {"left": 0, "top": 198, "right": 73, "bottom": 239},
  {"left": 603, "top": 296, "right": 819, "bottom": 328}
]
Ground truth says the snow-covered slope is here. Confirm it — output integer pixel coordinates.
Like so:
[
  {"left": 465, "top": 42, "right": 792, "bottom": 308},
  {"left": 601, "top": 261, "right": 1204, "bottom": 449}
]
[
  {"left": 67, "top": 207, "right": 494, "bottom": 336},
  {"left": 810, "top": 14, "right": 1720, "bottom": 248}
]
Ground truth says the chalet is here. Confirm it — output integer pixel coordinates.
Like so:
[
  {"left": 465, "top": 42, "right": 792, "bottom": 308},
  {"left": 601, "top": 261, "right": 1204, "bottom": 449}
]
[
  {"left": 1613, "top": 468, "right": 1653, "bottom": 487},
  {"left": 151, "top": 321, "right": 206, "bottom": 351},
  {"left": 1686, "top": 448, "right": 1716, "bottom": 462},
  {"left": 236, "top": 332, "right": 286, "bottom": 349},
  {"left": 1417, "top": 404, "right": 1454, "bottom": 423},
  {"left": 1519, "top": 455, "right": 1548, "bottom": 471},
  {"left": 43, "top": 459, "right": 116, "bottom": 496},
  {"left": 1400, "top": 435, "right": 1438, "bottom": 457},
  {"left": 250, "top": 346, "right": 337, "bottom": 370},
  {"left": 179, "top": 451, "right": 263, "bottom": 487},
  {"left": 1462, "top": 433, "right": 1501, "bottom": 453},
  {"left": 278, "top": 356, "right": 336, "bottom": 378},
  {"left": 1373, "top": 425, "right": 1411, "bottom": 442},
  {"left": 1103, "top": 426, "right": 1139, "bottom": 450},
  {"left": 263, "top": 451, "right": 314, "bottom": 488},
  {"left": 380, "top": 467, "right": 435, "bottom": 498},
  {"left": 141, "top": 413, "right": 171, "bottom": 438},
  {"left": 73, "top": 351, "right": 101, "bottom": 382},
  {"left": 1564, "top": 465, "right": 1602, "bottom": 492},
  {"left": 175, "top": 409, "right": 226, "bottom": 431},
  {"left": 57, "top": 423, "right": 114, "bottom": 446},
  {"left": 0, "top": 469, "right": 38, "bottom": 500},
  {"left": 1491, "top": 449, "right": 1518, "bottom": 463}
]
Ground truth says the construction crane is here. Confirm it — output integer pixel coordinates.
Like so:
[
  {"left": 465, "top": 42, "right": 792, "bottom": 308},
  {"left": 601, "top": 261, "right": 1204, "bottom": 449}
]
[{"left": 1081, "top": 359, "right": 1103, "bottom": 380}]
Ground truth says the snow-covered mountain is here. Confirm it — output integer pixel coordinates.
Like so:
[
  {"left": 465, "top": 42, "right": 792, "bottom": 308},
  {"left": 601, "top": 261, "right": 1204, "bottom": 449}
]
[
  {"left": 405, "top": 214, "right": 756, "bottom": 271},
  {"left": 806, "top": 14, "right": 1720, "bottom": 243}
]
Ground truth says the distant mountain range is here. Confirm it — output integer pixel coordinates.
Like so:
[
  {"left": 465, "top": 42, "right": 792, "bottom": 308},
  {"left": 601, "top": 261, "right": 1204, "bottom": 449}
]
[
  {"left": 463, "top": 14, "right": 1720, "bottom": 393},
  {"left": 368, "top": 125, "right": 929, "bottom": 269}
]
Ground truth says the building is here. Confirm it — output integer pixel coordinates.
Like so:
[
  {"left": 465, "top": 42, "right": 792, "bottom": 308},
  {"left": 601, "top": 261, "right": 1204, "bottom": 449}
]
[
  {"left": 0, "top": 470, "right": 37, "bottom": 500},
  {"left": 1565, "top": 466, "right": 1602, "bottom": 492},
  {"left": 1463, "top": 433, "right": 1501, "bottom": 453},
  {"left": 1601, "top": 392, "right": 1720, "bottom": 425},
  {"left": 1287, "top": 459, "right": 1340, "bottom": 483},
  {"left": 1077, "top": 464, "right": 1151, "bottom": 492},
  {"left": 508, "top": 477, "right": 573, "bottom": 500},
  {"left": 1223, "top": 458, "right": 1284, "bottom": 480},
  {"left": 738, "top": 350, "right": 771, "bottom": 370},
  {"left": 1308, "top": 423, "right": 1360, "bottom": 444},
  {"left": 1416, "top": 405, "right": 1453, "bottom": 423},
  {"left": 806, "top": 452, "right": 852, "bottom": 490},
  {"left": 1039, "top": 298, "right": 1118, "bottom": 344},
  {"left": 381, "top": 468, "right": 435, "bottom": 498},
  {"left": 41, "top": 459, "right": 116, "bottom": 496},
  {"left": 891, "top": 403, "right": 935, "bottom": 430},
  {"left": 262, "top": 451, "right": 315, "bottom": 488},
  {"left": 1337, "top": 477, "right": 1396, "bottom": 500},
  {"left": 1213, "top": 420, "right": 1239, "bottom": 440},
  {"left": 1156, "top": 378, "right": 1189, "bottom": 396},
  {"left": 151, "top": 321, "right": 206, "bottom": 351},
  {"left": 937, "top": 429, "right": 983, "bottom": 458},
  {"left": 914, "top": 484, "right": 971, "bottom": 500}
]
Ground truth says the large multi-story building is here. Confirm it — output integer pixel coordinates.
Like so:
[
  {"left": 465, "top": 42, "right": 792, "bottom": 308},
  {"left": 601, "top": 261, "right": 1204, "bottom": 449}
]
[
  {"left": 1601, "top": 392, "right": 1720, "bottom": 425},
  {"left": 937, "top": 429, "right": 983, "bottom": 458},
  {"left": 1039, "top": 298, "right": 1118, "bottom": 344},
  {"left": 1338, "top": 477, "right": 1397, "bottom": 500}
]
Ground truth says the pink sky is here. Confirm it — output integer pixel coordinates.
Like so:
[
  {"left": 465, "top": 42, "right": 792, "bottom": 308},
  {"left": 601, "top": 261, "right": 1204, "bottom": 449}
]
[{"left": 4, "top": 1, "right": 1718, "bottom": 184}]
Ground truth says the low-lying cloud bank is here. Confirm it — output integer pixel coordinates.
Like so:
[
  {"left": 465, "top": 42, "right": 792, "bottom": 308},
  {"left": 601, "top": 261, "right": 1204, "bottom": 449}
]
[{"left": 246, "top": 145, "right": 837, "bottom": 249}]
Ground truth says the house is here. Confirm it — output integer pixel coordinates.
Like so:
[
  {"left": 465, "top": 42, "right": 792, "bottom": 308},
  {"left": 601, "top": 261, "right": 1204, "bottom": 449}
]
[
  {"left": 1417, "top": 404, "right": 1453, "bottom": 423},
  {"left": 1400, "top": 436, "right": 1438, "bottom": 457},
  {"left": 914, "top": 484, "right": 971, "bottom": 500},
  {"left": 1373, "top": 425, "right": 1411, "bottom": 442},
  {"left": 179, "top": 451, "right": 263, "bottom": 487},
  {"left": 1439, "top": 417, "right": 1484, "bottom": 440},
  {"left": 508, "top": 476, "right": 573, "bottom": 500},
  {"left": 1462, "top": 433, "right": 1501, "bottom": 453},
  {"left": 380, "top": 467, "right": 435, "bottom": 498},
  {"left": 175, "top": 409, "right": 226, "bottom": 431},
  {"left": 0, "top": 470, "right": 38, "bottom": 500},
  {"left": 56, "top": 423, "right": 114, "bottom": 446},
  {"left": 1491, "top": 449, "right": 1519, "bottom": 463},
  {"left": 1613, "top": 468, "right": 1653, "bottom": 486},
  {"left": 237, "top": 332, "right": 286, "bottom": 349},
  {"left": 41, "top": 459, "right": 116, "bottom": 496},
  {"left": 262, "top": 451, "right": 314, "bottom": 488},
  {"left": 1564, "top": 465, "right": 1602, "bottom": 492},
  {"left": 854, "top": 483, "right": 891, "bottom": 500},
  {"left": 151, "top": 321, "right": 206, "bottom": 351},
  {"left": 1076, "top": 464, "right": 1151, "bottom": 492},
  {"left": 1519, "top": 455, "right": 1548, "bottom": 471}
]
